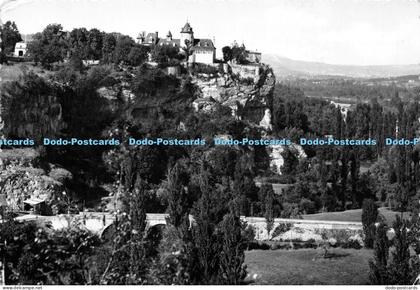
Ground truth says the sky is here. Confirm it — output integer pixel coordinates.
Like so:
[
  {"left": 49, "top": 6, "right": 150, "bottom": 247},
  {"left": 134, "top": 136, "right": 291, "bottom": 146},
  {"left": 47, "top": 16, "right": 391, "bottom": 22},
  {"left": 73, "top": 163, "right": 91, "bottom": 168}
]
[{"left": 1, "top": 0, "right": 420, "bottom": 65}]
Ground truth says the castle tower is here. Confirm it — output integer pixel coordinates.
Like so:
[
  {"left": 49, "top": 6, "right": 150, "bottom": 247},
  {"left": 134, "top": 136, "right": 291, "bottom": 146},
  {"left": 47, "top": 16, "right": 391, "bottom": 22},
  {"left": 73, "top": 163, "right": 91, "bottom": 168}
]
[
  {"left": 180, "top": 22, "right": 194, "bottom": 47},
  {"left": 137, "top": 31, "right": 146, "bottom": 44},
  {"left": 166, "top": 30, "right": 172, "bottom": 41}
]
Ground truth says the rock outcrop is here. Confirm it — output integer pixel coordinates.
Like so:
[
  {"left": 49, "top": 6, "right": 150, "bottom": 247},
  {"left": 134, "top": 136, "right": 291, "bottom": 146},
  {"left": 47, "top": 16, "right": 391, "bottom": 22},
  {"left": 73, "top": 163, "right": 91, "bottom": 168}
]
[
  {"left": 0, "top": 74, "right": 65, "bottom": 140},
  {"left": 192, "top": 64, "right": 275, "bottom": 130},
  {"left": 269, "top": 144, "right": 306, "bottom": 174}
]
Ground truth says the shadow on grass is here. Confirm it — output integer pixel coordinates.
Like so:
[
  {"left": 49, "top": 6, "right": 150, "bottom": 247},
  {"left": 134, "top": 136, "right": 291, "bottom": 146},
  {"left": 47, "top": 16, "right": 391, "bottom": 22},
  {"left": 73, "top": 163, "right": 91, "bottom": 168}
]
[
  {"left": 312, "top": 250, "right": 351, "bottom": 261},
  {"left": 323, "top": 252, "right": 350, "bottom": 259}
]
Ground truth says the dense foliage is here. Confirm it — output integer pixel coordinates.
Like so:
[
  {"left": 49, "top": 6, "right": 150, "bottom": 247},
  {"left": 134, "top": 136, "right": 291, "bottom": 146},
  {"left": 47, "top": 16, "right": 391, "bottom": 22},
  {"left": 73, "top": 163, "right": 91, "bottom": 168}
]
[
  {"left": 369, "top": 215, "right": 420, "bottom": 285},
  {"left": 2, "top": 21, "right": 420, "bottom": 286},
  {"left": 0, "top": 21, "right": 22, "bottom": 57}
]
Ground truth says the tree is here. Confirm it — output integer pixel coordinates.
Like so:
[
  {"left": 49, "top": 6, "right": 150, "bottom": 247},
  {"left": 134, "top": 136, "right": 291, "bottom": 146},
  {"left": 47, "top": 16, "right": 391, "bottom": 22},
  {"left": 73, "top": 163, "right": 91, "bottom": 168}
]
[
  {"left": 152, "top": 44, "right": 182, "bottom": 64},
  {"left": 0, "top": 217, "right": 99, "bottom": 285},
  {"left": 232, "top": 157, "right": 259, "bottom": 216},
  {"left": 182, "top": 39, "right": 194, "bottom": 63},
  {"left": 165, "top": 161, "right": 191, "bottom": 229},
  {"left": 0, "top": 21, "right": 22, "bottom": 55},
  {"left": 68, "top": 51, "right": 84, "bottom": 72},
  {"left": 113, "top": 35, "right": 135, "bottom": 64},
  {"left": 222, "top": 46, "right": 232, "bottom": 62},
  {"left": 218, "top": 213, "right": 247, "bottom": 284},
  {"left": 99, "top": 154, "right": 149, "bottom": 285},
  {"left": 0, "top": 50, "right": 7, "bottom": 63},
  {"left": 86, "top": 28, "right": 103, "bottom": 60},
  {"left": 101, "top": 33, "right": 117, "bottom": 63},
  {"left": 362, "top": 199, "right": 378, "bottom": 248},
  {"left": 231, "top": 43, "right": 248, "bottom": 64},
  {"left": 68, "top": 27, "right": 89, "bottom": 59},
  {"left": 394, "top": 183, "right": 410, "bottom": 214},
  {"left": 260, "top": 184, "right": 275, "bottom": 239},
  {"left": 388, "top": 215, "right": 414, "bottom": 285},
  {"left": 127, "top": 45, "right": 149, "bottom": 66},
  {"left": 151, "top": 161, "right": 196, "bottom": 285},
  {"left": 28, "top": 24, "right": 68, "bottom": 68},
  {"left": 190, "top": 168, "right": 225, "bottom": 284},
  {"left": 369, "top": 222, "right": 390, "bottom": 285},
  {"left": 280, "top": 147, "right": 299, "bottom": 176}
]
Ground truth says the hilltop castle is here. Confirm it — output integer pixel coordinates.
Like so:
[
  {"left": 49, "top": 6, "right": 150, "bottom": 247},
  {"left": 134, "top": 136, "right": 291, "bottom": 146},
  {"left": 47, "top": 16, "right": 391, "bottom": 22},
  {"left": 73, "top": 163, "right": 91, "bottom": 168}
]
[{"left": 137, "top": 22, "right": 216, "bottom": 64}]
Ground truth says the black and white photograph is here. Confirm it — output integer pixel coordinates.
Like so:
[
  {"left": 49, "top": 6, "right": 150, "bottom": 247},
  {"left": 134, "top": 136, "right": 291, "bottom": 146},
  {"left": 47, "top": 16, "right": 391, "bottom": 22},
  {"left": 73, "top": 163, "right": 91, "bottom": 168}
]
[{"left": 0, "top": 0, "right": 419, "bottom": 287}]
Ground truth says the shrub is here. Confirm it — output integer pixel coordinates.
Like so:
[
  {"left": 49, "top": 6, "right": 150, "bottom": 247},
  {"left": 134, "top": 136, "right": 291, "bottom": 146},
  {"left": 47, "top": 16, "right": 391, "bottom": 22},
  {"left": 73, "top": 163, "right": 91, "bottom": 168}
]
[
  {"left": 299, "top": 198, "right": 316, "bottom": 214},
  {"left": 243, "top": 224, "right": 256, "bottom": 250},
  {"left": 340, "top": 239, "right": 363, "bottom": 249}
]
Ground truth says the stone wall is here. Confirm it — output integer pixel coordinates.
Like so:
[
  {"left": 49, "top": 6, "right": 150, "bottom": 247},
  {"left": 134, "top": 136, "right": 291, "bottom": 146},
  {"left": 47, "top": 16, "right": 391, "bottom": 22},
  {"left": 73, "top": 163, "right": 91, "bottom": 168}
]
[
  {"left": 230, "top": 64, "right": 261, "bottom": 81},
  {"left": 245, "top": 217, "right": 363, "bottom": 243}
]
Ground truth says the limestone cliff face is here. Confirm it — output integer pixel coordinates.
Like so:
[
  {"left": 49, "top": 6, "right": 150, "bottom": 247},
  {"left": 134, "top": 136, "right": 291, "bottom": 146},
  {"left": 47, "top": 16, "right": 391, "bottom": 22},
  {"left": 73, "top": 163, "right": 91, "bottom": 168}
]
[
  {"left": 192, "top": 64, "right": 275, "bottom": 129},
  {"left": 0, "top": 77, "right": 65, "bottom": 140},
  {"left": 268, "top": 144, "right": 307, "bottom": 174},
  {"left": 6, "top": 94, "right": 64, "bottom": 139}
]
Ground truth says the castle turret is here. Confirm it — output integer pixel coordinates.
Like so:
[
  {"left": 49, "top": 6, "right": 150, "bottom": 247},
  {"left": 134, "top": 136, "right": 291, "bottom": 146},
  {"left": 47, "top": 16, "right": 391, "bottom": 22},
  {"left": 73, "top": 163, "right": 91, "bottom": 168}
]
[
  {"left": 180, "top": 22, "right": 194, "bottom": 47},
  {"left": 166, "top": 30, "right": 172, "bottom": 41},
  {"left": 137, "top": 31, "right": 146, "bottom": 44}
]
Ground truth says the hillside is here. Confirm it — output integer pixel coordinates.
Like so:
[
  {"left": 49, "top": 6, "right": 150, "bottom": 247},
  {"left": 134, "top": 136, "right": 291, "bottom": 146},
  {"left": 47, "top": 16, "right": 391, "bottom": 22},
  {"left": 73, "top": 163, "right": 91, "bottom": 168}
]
[{"left": 263, "top": 54, "right": 420, "bottom": 79}]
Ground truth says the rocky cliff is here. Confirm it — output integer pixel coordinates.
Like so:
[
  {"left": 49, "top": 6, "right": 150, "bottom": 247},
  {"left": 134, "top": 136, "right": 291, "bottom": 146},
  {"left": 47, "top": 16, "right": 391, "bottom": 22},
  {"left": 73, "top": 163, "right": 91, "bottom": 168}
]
[
  {"left": 0, "top": 73, "right": 65, "bottom": 140},
  {"left": 192, "top": 64, "right": 275, "bottom": 130}
]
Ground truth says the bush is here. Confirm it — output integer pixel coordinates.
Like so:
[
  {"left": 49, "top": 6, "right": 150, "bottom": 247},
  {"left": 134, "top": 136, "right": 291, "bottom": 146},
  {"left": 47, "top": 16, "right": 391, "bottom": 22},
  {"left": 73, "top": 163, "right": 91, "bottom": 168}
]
[
  {"left": 299, "top": 198, "right": 316, "bottom": 214},
  {"left": 340, "top": 239, "right": 363, "bottom": 249},
  {"left": 243, "top": 224, "right": 256, "bottom": 250},
  {"left": 247, "top": 241, "right": 271, "bottom": 250}
]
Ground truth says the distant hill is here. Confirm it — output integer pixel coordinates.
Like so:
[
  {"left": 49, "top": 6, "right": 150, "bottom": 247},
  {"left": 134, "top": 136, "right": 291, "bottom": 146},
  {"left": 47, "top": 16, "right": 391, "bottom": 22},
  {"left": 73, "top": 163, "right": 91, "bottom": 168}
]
[{"left": 263, "top": 54, "right": 420, "bottom": 79}]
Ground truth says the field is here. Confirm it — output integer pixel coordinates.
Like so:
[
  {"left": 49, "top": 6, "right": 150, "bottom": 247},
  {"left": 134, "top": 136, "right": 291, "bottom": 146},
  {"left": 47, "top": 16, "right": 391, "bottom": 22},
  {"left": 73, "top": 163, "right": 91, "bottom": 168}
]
[
  {"left": 303, "top": 207, "right": 410, "bottom": 224},
  {"left": 245, "top": 248, "right": 373, "bottom": 285}
]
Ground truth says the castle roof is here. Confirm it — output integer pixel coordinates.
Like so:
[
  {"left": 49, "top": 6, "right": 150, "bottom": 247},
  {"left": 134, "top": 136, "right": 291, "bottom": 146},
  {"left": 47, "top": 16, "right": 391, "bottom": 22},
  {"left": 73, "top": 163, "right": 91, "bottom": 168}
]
[
  {"left": 146, "top": 32, "right": 158, "bottom": 40},
  {"left": 157, "top": 38, "right": 181, "bottom": 47},
  {"left": 181, "top": 22, "right": 193, "bottom": 33},
  {"left": 192, "top": 38, "right": 215, "bottom": 51},
  {"left": 167, "top": 31, "right": 172, "bottom": 38}
]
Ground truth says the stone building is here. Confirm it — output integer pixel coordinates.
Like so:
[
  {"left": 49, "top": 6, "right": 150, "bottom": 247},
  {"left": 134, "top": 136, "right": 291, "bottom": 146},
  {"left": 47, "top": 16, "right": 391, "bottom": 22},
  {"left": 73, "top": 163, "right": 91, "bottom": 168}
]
[
  {"left": 13, "top": 41, "right": 27, "bottom": 57},
  {"left": 246, "top": 50, "right": 262, "bottom": 63},
  {"left": 12, "top": 34, "right": 33, "bottom": 58},
  {"left": 137, "top": 22, "right": 216, "bottom": 64}
]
